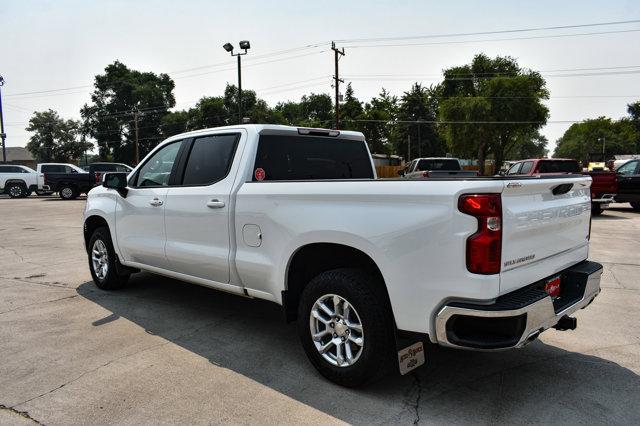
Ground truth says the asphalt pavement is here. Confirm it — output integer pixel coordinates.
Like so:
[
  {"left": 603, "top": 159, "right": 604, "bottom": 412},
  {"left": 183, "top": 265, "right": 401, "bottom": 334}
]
[{"left": 0, "top": 196, "right": 639, "bottom": 425}]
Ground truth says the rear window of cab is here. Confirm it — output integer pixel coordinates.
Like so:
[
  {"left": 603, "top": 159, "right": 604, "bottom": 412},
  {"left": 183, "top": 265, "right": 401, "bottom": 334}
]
[{"left": 253, "top": 135, "right": 374, "bottom": 181}]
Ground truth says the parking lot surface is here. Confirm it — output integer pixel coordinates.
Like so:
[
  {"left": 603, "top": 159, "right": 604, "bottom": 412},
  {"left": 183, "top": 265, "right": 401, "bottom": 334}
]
[{"left": 1, "top": 196, "right": 639, "bottom": 425}]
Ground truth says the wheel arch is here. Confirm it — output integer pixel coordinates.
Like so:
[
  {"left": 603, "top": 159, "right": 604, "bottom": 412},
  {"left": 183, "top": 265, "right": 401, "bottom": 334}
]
[
  {"left": 84, "top": 215, "right": 109, "bottom": 252},
  {"left": 282, "top": 242, "right": 394, "bottom": 325}
]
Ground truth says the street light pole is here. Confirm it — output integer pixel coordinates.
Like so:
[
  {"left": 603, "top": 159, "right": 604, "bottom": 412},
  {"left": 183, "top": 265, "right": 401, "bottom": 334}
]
[
  {"left": 237, "top": 54, "right": 242, "bottom": 125},
  {"left": 223, "top": 41, "right": 250, "bottom": 124},
  {"left": 0, "top": 75, "right": 7, "bottom": 163}
]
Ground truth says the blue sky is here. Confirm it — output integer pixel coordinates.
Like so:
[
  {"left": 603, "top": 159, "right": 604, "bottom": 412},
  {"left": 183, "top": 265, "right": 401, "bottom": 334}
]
[{"left": 2, "top": 0, "right": 640, "bottom": 154}]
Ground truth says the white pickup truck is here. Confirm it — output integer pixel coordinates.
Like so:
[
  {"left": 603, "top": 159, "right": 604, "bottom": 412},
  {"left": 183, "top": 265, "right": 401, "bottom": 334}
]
[
  {"left": 84, "top": 124, "right": 602, "bottom": 387},
  {"left": 0, "top": 164, "right": 49, "bottom": 198}
]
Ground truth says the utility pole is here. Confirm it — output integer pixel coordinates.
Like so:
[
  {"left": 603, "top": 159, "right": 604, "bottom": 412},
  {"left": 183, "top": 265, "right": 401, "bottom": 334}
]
[
  {"left": 407, "top": 135, "right": 411, "bottom": 162},
  {"left": 331, "top": 42, "right": 345, "bottom": 129},
  {"left": 601, "top": 136, "right": 606, "bottom": 156},
  {"left": 133, "top": 107, "right": 140, "bottom": 165},
  {"left": 0, "top": 75, "right": 7, "bottom": 163},
  {"left": 417, "top": 120, "right": 422, "bottom": 158}
]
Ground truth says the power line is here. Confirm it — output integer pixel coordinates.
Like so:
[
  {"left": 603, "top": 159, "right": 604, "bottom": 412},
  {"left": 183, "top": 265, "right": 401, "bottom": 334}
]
[
  {"left": 334, "top": 19, "right": 640, "bottom": 44},
  {"left": 342, "top": 28, "right": 640, "bottom": 49}
]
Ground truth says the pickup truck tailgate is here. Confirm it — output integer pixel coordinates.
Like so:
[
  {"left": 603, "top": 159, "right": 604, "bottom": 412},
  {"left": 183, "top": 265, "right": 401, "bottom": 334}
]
[{"left": 500, "top": 176, "right": 592, "bottom": 294}]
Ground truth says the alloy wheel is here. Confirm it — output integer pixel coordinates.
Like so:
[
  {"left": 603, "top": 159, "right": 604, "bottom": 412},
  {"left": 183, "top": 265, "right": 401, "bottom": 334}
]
[
  {"left": 91, "top": 239, "right": 109, "bottom": 280},
  {"left": 309, "top": 294, "right": 364, "bottom": 367}
]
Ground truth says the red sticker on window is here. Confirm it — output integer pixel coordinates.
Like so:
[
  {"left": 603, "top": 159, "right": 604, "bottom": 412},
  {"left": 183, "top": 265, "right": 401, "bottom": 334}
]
[{"left": 255, "top": 168, "right": 266, "bottom": 181}]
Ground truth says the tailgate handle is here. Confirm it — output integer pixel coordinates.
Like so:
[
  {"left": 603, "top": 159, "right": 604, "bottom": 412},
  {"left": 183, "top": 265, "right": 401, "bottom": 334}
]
[{"left": 552, "top": 183, "right": 574, "bottom": 196}]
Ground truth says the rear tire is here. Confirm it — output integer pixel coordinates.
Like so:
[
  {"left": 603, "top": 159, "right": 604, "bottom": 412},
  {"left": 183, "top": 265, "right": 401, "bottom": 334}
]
[
  {"left": 591, "top": 204, "right": 603, "bottom": 216},
  {"left": 7, "top": 183, "right": 26, "bottom": 198},
  {"left": 88, "top": 226, "right": 129, "bottom": 290},
  {"left": 630, "top": 202, "right": 640, "bottom": 212},
  {"left": 297, "top": 268, "right": 395, "bottom": 387},
  {"left": 59, "top": 185, "right": 78, "bottom": 200}
]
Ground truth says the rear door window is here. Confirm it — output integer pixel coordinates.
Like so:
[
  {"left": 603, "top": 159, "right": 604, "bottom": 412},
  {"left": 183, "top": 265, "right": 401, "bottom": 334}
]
[
  {"left": 254, "top": 135, "right": 373, "bottom": 180},
  {"left": 181, "top": 134, "right": 239, "bottom": 186}
]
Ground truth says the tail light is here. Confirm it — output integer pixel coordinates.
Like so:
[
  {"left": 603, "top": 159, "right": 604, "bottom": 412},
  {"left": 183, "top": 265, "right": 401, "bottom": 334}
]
[
  {"left": 95, "top": 172, "right": 102, "bottom": 184},
  {"left": 44, "top": 173, "right": 49, "bottom": 186},
  {"left": 422, "top": 171, "right": 429, "bottom": 178},
  {"left": 458, "top": 194, "right": 502, "bottom": 274}
]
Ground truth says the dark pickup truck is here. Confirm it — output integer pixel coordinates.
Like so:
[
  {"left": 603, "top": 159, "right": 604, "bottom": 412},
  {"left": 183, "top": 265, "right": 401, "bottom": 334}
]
[
  {"left": 615, "top": 159, "right": 640, "bottom": 211},
  {"left": 502, "top": 158, "right": 617, "bottom": 215},
  {"left": 45, "top": 162, "right": 132, "bottom": 200}
]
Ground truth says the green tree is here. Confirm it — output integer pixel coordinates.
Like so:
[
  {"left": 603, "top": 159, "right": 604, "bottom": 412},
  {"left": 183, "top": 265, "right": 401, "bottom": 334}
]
[
  {"left": 26, "top": 110, "right": 92, "bottom": 162},
  {"left": 359, "top": 88, "right": 398, "bottom": 154},
  {"left": 438, "top": 54, "right": 549, "bottom": 173},
  {"left": 508, "top": 131, "right": 548, "bottom": 159},
  {"left": 395, "top": 83, "right": 444, "bottom": 160},
  {"left": 81, "top": 61, "right": 176, "bottom": 164},
  {"left": 340, "top": 83, "right": 364, "bottom": 129},
  {"left": 554, "top": 117, "right": 637, "bottom": 163}
]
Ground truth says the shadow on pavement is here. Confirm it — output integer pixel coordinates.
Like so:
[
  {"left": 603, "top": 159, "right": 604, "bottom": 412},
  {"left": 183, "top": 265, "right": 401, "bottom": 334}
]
[{"left": 77, "top": 273, "right": 640, "bottom": 424}]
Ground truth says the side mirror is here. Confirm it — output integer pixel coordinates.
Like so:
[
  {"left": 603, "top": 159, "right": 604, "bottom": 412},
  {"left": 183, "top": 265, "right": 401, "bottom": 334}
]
[
  {"left": 397, "top": 170, "right": 405, "bottom": 177},
  {"left": 498, "top": 170, "right": 506, "bottom": 176},
  {"left": 103, "top": 172, "right": 128, "bottom": 197}
]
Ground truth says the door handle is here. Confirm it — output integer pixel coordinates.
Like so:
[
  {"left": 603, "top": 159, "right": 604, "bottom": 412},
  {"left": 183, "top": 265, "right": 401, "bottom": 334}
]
[
  {"left": 149, "top": 198, "right": 163, "bottom": 207},
  {"left": 206, "top": 199, "right": 225, "bottom": 208}
]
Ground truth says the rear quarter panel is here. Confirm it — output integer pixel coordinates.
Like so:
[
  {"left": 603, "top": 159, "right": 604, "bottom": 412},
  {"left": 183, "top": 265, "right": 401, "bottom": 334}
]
[{"left": 233, "top": 179, "right": 505, "bottom": 336}]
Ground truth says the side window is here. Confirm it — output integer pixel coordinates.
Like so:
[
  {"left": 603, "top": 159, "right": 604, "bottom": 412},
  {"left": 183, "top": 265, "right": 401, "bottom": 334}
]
[
  {"left": 617, "top": 160, "right": 639, "bottom": 175},
  {"left": 506, "top": 162, "right": 522, "bottom": 175},
  {"left": 520, "top": 161, "right": 534, "bottom": 174},
  {"left": 135, "top": 142, "right": 182, "bottom": 187},
  {"left": 181, "top": 134, "right": 238, "bottom": 186},
  {"left": 115, "top": 165, "right": 131, "bottom": 172}
]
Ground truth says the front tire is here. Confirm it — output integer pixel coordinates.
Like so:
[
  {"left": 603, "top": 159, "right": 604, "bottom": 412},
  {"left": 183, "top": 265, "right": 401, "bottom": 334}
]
[
  {"left": 297, "top": 268, "right": 395, "bottom": 387},
  {"left": 630, "top": 202, "right": 640, "bottom": 212},
  {"left": 88, "top": 226, "right": 129, "bottom": 290},
  {"left": 59, "top": 185, "right": 78, "bottom": 200}
]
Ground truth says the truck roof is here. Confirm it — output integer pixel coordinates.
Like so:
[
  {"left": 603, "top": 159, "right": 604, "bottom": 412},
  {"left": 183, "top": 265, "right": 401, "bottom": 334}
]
[{"left": 163, "top": 124, "right": 365, "bottom": 144}]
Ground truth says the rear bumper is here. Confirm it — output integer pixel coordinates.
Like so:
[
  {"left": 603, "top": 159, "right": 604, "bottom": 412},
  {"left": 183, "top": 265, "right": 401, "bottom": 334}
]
[
  {"left": 592, "top": 193, "right": 616, "bottom": 204},
  {"left": 434, "top": 261, "right": 602, "bottom": 350}
]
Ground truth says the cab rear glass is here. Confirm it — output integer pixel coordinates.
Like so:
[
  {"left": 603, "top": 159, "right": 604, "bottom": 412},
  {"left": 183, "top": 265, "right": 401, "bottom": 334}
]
[
  {"left": 538, "top": 160, "right": 581, "bottom": 173},
  {"left": 253, "top": 135, "right": 374, "bottom": 181}
]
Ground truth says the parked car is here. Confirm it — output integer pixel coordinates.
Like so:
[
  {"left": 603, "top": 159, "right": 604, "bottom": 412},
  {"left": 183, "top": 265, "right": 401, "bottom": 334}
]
[
  {"left": 39, "top": 162, "right": 132, "bottom": 200},
  {"left": 84, "top": 125, "right": 602, "bottom": 387},
  {"left": 88, "top": 162, "right": 133, "bottom": 185},
  {"left": 503, "top": 158, "right": 616, "bottom": 215},
  {"left": 38, "top": 163, "right": 93, "bottom": 200},
  {"left": 614, "top": 159, "right": 640, "bottom": 211},
  {"left": 400, "top": 157, "right": 479, "bottom": 178},
  {"left": 0, "top": 164, "right": 49, "bottom": 198}
]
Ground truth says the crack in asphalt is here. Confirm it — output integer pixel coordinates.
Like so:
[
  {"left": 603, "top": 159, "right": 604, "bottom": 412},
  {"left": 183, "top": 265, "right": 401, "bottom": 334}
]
[
  {"left": 0, "top": 404, "right": 44, "bottom": 425},
  {"left": 410, "top": 372, "right": 422, "bottom": 425},
  {"left": 0, "top": 276, "right": 70, "bottom": 289},
  {"left": 0, "top": 295, "right": 78, "bottom": 316}
]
